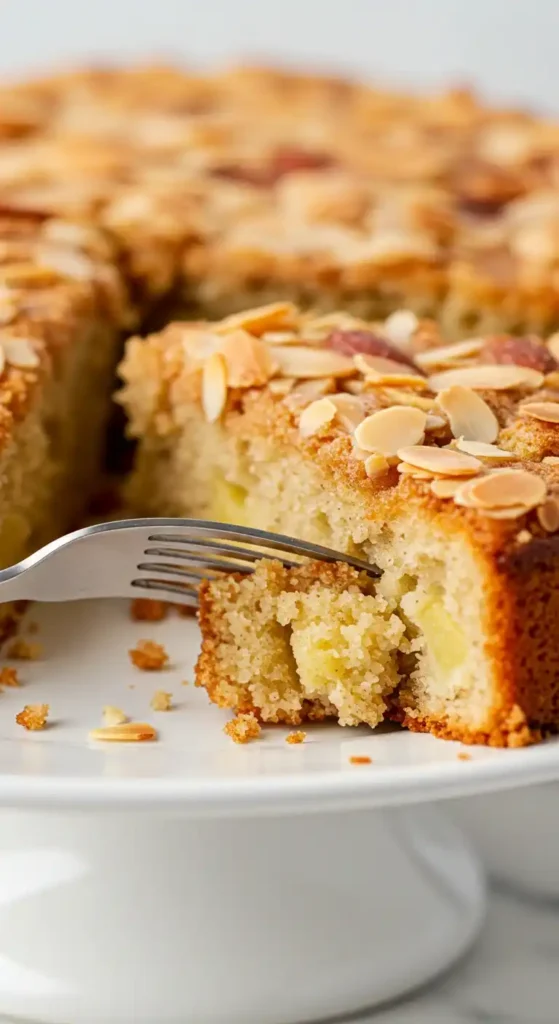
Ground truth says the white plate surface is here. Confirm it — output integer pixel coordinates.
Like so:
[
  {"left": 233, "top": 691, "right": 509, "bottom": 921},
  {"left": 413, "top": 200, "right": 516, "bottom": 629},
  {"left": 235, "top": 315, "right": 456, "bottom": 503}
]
[{"left": 0, "top": 598, "right": 557, "bottom": 815}]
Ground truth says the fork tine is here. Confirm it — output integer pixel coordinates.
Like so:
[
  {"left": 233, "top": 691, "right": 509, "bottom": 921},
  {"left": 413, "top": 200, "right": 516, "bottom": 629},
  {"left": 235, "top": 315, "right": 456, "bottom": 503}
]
[
  {"left": 136, "top": 560, "right": 254, "bottom": 579},
  {"left": 131, "top": 578, "right": 200, "bottom": 604},
  {"left": 143, "top": 548, "right": 301, "bottom": 571},
  {"left": 146, "top": 538, "right": 277, "bottom": 563}
]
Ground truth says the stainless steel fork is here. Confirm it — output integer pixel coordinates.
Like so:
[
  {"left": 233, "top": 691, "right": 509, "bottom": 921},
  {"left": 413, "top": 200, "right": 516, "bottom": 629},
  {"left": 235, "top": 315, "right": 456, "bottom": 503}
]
[{"left": 0, "top": 518, "right": 380, "bottom": 609}]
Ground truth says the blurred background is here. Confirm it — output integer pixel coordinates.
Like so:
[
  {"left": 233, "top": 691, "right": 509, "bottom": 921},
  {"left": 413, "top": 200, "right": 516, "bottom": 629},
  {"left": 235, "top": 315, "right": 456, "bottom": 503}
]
[{"left": 3, "top": 0, "right": 559, "bottom": 111}]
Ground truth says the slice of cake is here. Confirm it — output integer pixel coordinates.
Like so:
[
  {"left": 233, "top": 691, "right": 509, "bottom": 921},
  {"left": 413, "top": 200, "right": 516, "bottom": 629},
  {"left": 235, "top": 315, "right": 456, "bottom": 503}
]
[
  {"left": 197, "top": 559, "right": 404, "bottom": 728},
  {"left": 119, "top": 301, "right": 559, "bottom": 747}
]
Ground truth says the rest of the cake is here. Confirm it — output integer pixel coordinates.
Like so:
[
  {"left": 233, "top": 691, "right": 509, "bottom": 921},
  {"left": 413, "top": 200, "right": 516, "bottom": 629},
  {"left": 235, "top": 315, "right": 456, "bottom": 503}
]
[{"left": 119, "top": 301, "right": 559, "bottom": 747}]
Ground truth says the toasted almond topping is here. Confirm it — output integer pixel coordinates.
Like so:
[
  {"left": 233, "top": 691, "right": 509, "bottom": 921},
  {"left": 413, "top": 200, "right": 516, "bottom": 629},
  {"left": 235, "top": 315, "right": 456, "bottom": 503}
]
[
  {"left": 268, "top": 377, "right": 295, "bottom": 395},
  {"left": 416, "top": 338, "right": 485, "bottom": 370},
  {"left": 455, "top": 439, "right": 514, "bottom": 459},
  {"left": 2, "top": 337, "right": 40, "bottom": 369},
  {"left": 547, "top": 333, "right": 559, "bottom": 362},
  {"left": 363, "top": 371, "right": 428, "bottom": 390},
  {"left": 383, "top": 309, "right": 418, "bottom": 350},
  {"left": 103, "top": 706, "right": 127, "bottom": 727},
  {"left": 382, "top": 390, "right": 436, "bottom": 412},
  {"left": 480, "top": 505, "right": 530, "bottom": 520},
  {"left": 538, "top": 498, "right": 559, "bottom": 532},
  {"left": 0, "top": 302, "right": 17, "bottom": 328},
  {"left": 299, "top": 397, "right": 337, "bottom": 438},
  {"left": 261, "top": 330, "right": 299, "bottom": 344},
  {"left": 520, "top": 401, "right": 559, "bottom": 424},
  {"left": 220, "top": 330, "right": 276, "bottom": 388},
  {"left": 202, "top": 352, "right": 228, "bottom": 423},
  {"left": 425, "top": 414, "right": 447, "bottom": 430},
  {"left": 460, "top": 469, "right": 546, "bottom": 509},
  {"left": 328, "top": 392, "right": 365, "bottom": 431},
  {"left": 215, "top": 302, "right": 297, "bottom": 336},
  {"left": 269, "top": 345, "right": 354, "bottom": 379},
  {"left": 437, "top": 385, "right": 499, "bottom": 443},
  {"left": 0, "top": 346, "right": 6, "bottom": 376},
  {"left": 397, "top": 461, "right": 423, "bottom": 475},
  {"left": 89, "top": 722, "right": 158, "bottom": 743},
  {"left": 354, "top": 406, "right": 426, "bottom": 456},
  {"left": 543, "top": 456, "right": 559, "bottom": 465},
  {"left": 430, "top": 477, "right": 466, "bottom": 498},
  {"left": 354, "top": 353, "right": 417, "bottom": 378},
  {"left": 428, "top": 365, "right": 544, "bottom": 392},
  {"left": 180, "top": 329, "right": 219, "bottom": 364},
  {"left": 396, "top": 445, "right": 483, "bottom": 477},
  {"left": 364, "top": 453, "right": 390, "bottom": 478}
]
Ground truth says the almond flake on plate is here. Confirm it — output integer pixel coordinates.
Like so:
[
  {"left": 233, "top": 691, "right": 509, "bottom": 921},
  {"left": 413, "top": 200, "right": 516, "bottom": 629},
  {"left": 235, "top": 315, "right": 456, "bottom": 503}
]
[{"left": 89, "top": 722, "right": 158, "bottom": 743}]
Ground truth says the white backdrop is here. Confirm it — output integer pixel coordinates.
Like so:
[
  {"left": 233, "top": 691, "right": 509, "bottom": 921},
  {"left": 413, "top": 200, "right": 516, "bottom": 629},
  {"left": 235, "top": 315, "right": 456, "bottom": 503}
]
[{"left": 1, "top": 0, "right": 559, "bottom": 112}]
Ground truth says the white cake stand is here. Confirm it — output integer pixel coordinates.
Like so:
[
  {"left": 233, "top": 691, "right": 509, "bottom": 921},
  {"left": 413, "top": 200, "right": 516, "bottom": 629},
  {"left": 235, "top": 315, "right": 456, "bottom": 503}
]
[{"left": 0, "top": 600, "right": 557, "bottom": 1024}]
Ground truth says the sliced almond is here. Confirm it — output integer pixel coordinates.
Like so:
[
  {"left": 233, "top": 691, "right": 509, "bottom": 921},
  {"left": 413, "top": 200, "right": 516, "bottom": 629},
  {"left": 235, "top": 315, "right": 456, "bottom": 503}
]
[
  {"left": 261, "top": 330, "right": 299, "bottom": 345},
  {"left": 285, "top": 377, "right": 336, "bottom": 410},
  {"left": 268, "top": 345, "right": 354, "bottom": 379},
  {"left": 181, "top": 329, "right": 219, "bottom": 364},
  {"left": 547, "top": 332, "right": 559, "bottom": 362},
  {"left": 299, "top": 397, "right": 337, "bottom": 438},
  {"left": 354, "top": 352, "right": 427, "bottom": 389},
  {"left": 382, "top": 309, "right": 418, "bottom": 350},
  {"left": 480, "top": 506, "right": 530, "bottom": 520},
  {"left": 364, "top": 453, "right": 390, "bottom": 479},
  {"left": 425, "top": 414, "right": 447, "bottom": 430},
  {"left": 89, "top": 722, "right": 158, "bottom": 743},
  {"left": 455, "top": 439, "right": 514, "bottom": 459},
  {"left": 428, "top": 365, "right": 544, "bottom": 392},
  {"left": 430, "top": 477, "right": 466, "bottom": 498},
  {"left": 268, "top": 377, "right": 295, "bottom": 396},
  {"left": 215, "top": 302, "right": 298, "bottom": 336},
  {"left": 3, "top": 337, "right": 40, "bottom": 369},
  {"left": 396, "top": 445, "right": 483, "bottom": 477},
  {"left": 416, "top": 338, "right": 485, "bottom": 370},
  {"left": 520, "top": 401, "right": 559, "bottom": 425},
  {"left": 538, "top": 498, "right": 559, "bottom": 532},
  {"left": 459, "top": 469, "right": 546, "bottom": 510},
  {"left": 543, "top": 456, "right": 559, "bottom": 465},
  {"left": 354, "top": 406, "right": 427, "bottom": 456},
  {"left": 202, "top": 352, "right": 228, "bottom": 423},
  {"left": 0, "top": 346, "right": 6, "bottom": 376},
  {"left": 328, "top": 392, "right": 366, "bottom": 431},
  {"left": 219, "top": 331, "right": 276, "bottom": 388},
  {"left": 437, "top": 385, "right": 499, "bottom": 443},
  {"left": 383, "top": 390, "right": 435, "bottom": 412},
  {"left": 363, "top": 372, "right": 428, "bottom": 389},
  {"left": 397, "top": 461, "right": 423, "bottom": 475}
]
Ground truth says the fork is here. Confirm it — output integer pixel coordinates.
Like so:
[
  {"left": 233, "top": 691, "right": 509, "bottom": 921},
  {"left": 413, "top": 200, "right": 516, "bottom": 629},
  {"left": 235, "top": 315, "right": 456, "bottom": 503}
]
[{"left": 0, "top": 518, "right": 380, "bottom": 609}]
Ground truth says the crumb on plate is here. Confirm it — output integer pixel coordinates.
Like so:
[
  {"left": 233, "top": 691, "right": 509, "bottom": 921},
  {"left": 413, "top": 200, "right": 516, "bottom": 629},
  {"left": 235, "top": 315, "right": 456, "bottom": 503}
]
[
  {"left": 457, "top": 751, "right": 472, "bottom": 761},
  {"left": 7, "top": 639, "right": 42, "bottom": 660},
  {"left": 89, "top": 722, "right": 158, "bottom": 742},
  {"left": 181, "top": 679, "right": 190, "bottom": 686},
  {"left": 128, "top": 639, "right": 169, "bottom": 671},
  {"left": 150, "top": 689, "right": 173, "bottom": 711},
  {"left": 0, "top": 667, "right": 20, "bottom": 688},
  {"left": 286, "top": 730, "right": 306, "bottom": 744},
  {"left": 130, "top": 598, "right": 170, "bottom": 622},
  {"left": 348, "top": 755, "right": 373, "bottom": 765},
  {"left": 102, "top": 705, "right": 127, "bottom": 727},
  {"left": 16, "top": 703, "right": 49, "bottom": 731},
  {"left": 223, "top": 712, "right": 261, "bottom": 744}
]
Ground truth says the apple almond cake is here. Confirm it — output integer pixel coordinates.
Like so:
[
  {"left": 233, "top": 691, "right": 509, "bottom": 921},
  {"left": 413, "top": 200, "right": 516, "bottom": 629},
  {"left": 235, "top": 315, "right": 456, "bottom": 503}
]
[{"left": 119, "top": 301, "right": 559, "bottom": 747}]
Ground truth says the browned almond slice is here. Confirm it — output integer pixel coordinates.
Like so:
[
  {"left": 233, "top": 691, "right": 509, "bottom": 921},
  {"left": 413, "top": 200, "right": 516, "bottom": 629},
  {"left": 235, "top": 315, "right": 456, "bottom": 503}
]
[
  {"left": 364, "top": 454, "right": 390, "bottom": 478},
  {"left": 480, "top": 506, "right": 530, "bottom": 520},
  {"left": 89, "top": 722, "right": 158, "bottom": 742},
  {"left": 328, "top": 392, "right": 365, "bottom": 431},
  {"left": 455, "top": 439, "right": 514, "bottom": 459},
  {"left": 520, "top": 401, "right": 559, "bottom": 424},
  {"left": 436, "top": 385, "right": 499, "bottom": 443},
  {"left": 354, "top": 406, "right": 427, "bottom": 456},
  {"left": 268, "top": 345, "right": 354, "bottom": 379},
  {"left": 396, "top": 445, "right": 483, "bottom": 477},
  {"left": 363, "top": 372, "right": 428, "bottom": 390},
  {"left": 416, "top": 338, "right": 485, "bottom": 370},
  {"left": 215, "top": 302, "right": 298, "bottom": 336},
  {"left": 430, "top": 477, "right": 466, "bottom": 498},
  {"left": 299, "top": 397, "right": 337, "bottom": 438},
  {"left": 428, "top": 365, "right": 544, "bottom": 392},
  {"left": 383, "top": 309, "right": 418, "bottom": 350},
  {"left": 460, "top": 469, "right": 547, "bottom": 509},
  {"left": 3, "top": 337, "right": 40, "bottom": 369},
  {"left": 538, "top": 498, "right": 559, "bottom": 532},
  {"left": 202, "top": 352, "right": 228, "bottom": 423},
  {"left": 220, "top": 331, "right": 276, "bottom": 388}
]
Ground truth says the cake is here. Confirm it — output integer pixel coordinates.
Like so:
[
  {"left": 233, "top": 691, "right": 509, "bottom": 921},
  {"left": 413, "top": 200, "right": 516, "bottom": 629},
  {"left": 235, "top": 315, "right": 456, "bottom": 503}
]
[{"left": 119, "top": 301, "right": 559, "bottom": 747}]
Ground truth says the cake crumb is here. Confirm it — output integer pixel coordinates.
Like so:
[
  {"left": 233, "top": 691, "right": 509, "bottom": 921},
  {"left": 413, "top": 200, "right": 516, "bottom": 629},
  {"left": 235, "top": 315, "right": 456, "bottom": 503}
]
[
  {"left": 286, "top": 730, "right": 306, "bottom": 744},
  {"left": 130, "top": 598, "right": 169, "bottom": 622},
  {"left": 89, "top": 722, "right": 157, "bottom": 743},
  {"left": 224, "top": 712, "right": 261, "bottom": 744},
  {"left": 0, "top": 667, "right": 20, "bottom": 688},
  {"left": 7, "top": 639, "right": 42, "bottom": 660},
  {"left": 129, "top": 639, "right": 169, "bottom": 671},
  {"left": 515, "top": 529, "right": 532, "bottom": 545},
  {"left": 349, "top": 755, "right": 372, "bottom": 765},
  {"left": 181, "top": 679, "right": 190, "bottom": 686},
  {"left": 457, "top": 751, "right": 472, "bottom": 761},
  {"left": 16, "top": 703, "right": 49, "bottom": 731},
  {"left": 102, "top": 705, "right": 127, "bottom": 727},
  {"left": 150, "top": 690, "right": 173, "bottom": 711}
]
